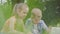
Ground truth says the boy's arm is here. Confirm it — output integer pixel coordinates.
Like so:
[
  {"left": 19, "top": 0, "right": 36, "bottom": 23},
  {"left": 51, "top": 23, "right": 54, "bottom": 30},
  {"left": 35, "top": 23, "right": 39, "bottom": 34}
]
[
  {"left": 41, "top": 20, "right": 48, "bottom": 31},
  {"left": 41, "top": 20, "right": 51, "bottom": 33}
]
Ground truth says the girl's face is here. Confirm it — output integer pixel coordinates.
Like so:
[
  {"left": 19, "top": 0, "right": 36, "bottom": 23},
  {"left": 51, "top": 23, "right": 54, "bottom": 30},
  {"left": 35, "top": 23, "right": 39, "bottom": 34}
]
[{"left": 17, "top": 6, "right": 29, "bottom": 19}]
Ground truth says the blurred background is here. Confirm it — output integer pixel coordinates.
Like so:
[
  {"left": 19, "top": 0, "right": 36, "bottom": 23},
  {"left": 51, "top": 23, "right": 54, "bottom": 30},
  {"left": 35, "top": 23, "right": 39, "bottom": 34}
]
[{"left": 0, "top": 0, "right": 60, "bottom": 32}]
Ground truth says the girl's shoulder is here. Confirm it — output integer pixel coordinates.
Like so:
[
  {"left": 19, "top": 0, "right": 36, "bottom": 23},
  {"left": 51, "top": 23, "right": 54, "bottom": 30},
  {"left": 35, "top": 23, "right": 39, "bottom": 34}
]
[
  {"left": 9, "top": 16, "right": 16, "bottom": 21},
  {"left": 5, "top": 16, "right": 16, "bottom": 25},
  {"left": 1, "top": 16, "right": 16, "bottom": 32}
]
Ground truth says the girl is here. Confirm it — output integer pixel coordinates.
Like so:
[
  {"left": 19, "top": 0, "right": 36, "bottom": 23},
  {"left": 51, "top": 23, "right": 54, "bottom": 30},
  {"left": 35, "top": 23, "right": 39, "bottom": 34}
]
[{"left": 1, "top": 3, "right": 29, "bottom": 34}]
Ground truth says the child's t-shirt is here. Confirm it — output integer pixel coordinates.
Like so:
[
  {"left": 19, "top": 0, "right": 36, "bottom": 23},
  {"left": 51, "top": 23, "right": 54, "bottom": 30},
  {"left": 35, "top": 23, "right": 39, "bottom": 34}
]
[
  {"left": 25, "top": 18, "right": 48, "bottom": 34},
  {"left": 33, "top": 24, "right": 39, "bottom": 34}
]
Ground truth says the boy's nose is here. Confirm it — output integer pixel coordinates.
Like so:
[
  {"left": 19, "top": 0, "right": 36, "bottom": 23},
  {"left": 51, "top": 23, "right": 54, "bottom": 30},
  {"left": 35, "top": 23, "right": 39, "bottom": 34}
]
[{"left": 24, "top": 14, "right": 27, "bottom": 17}]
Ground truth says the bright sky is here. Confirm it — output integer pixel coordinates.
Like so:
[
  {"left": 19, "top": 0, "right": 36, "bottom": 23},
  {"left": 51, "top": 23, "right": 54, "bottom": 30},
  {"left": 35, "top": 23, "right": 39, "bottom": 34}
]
[{"left": 0, "top": 0, "right": 7, "bottom": 4}]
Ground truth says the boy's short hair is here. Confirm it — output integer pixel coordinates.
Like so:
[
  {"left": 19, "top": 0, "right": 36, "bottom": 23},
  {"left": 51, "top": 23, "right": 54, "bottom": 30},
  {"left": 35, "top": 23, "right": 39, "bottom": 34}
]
[
  {"left": 31, "top": 8, "right": 42, "bottom": 18},
  {"left": 32, "top": 8, "right": 42, "bottom": 14}
]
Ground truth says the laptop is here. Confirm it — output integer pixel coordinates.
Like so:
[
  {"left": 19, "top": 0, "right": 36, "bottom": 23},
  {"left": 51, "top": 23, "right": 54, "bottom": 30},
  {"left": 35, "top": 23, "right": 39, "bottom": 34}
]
[{"left": 50, "top": 27, "right": 60, "bottom": 34}]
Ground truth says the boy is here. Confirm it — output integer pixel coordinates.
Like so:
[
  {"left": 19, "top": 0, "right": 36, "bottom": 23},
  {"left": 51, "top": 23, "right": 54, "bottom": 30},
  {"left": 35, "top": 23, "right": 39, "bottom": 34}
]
[{"left": 25, "top": 8, "right": 49, "bottom": 34}]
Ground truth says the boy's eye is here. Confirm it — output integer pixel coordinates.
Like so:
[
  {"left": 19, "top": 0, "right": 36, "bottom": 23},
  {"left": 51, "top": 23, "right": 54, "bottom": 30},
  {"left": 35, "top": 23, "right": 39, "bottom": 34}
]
[
  {"left": 34, "top": 16, "right": 40, "bottom": 18},
  {"left": 23, "top": 12, "right": 26, "bottom": 14}
]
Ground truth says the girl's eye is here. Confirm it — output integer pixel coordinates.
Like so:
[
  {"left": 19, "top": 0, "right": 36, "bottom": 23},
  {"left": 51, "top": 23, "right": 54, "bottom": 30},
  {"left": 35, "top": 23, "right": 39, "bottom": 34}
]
[
  {"left": 19, "top": 11, "right": 21, "bottom": 12},
  {"left": 38, "top": 16, "right": 40, "bottom": 18},
  {"left": 18, "top": 9, "right": 21, "bottom": 12},
  {"left": 23, "top": 11, "right": 25, "bottom": 13},
  {"left": 23, "top": 11, "right": 27, "bottom": 14}
]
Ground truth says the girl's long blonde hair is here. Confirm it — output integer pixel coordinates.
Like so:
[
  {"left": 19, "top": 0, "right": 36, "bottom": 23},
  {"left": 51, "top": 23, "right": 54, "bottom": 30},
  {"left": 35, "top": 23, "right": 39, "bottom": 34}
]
[{"left": 12, "top": 3, "right": 28, "bottom": 16}]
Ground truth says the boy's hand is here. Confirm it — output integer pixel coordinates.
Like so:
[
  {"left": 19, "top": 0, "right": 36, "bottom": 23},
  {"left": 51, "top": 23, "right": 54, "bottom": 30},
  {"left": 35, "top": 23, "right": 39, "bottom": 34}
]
[{"left": 47, "top": 26, "right": 52, "bottom": 34}]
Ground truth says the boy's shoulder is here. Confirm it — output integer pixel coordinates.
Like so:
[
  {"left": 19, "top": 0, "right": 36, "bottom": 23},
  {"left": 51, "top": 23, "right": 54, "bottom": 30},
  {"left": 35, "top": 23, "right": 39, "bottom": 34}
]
[
  {"left": 26, "top": 18, "right": 32, "bottom": 24},
  {"left": 27, "top": 18, "right": 44, "bottom": 24},
  {"left": 39, "top": 20, "right": 45, "bottom": 25},
  {"left": 26, "top": 18, "right": 32, "bottom": 22},
  {"left": 27, "top": 18, "right": 31, "bottom": 20},
  {"left": 40, "top": 20, "right": 44, "bottom": 23}
]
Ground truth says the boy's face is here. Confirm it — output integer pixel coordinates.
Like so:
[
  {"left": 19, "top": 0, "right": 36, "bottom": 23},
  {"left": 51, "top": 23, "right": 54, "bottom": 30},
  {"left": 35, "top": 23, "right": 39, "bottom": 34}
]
[
  {"left": 17, "top": 6, "right": 29, "bottom": 19},
  {"left": 32, "top": 9, "right": 42, "bottom": 23}
]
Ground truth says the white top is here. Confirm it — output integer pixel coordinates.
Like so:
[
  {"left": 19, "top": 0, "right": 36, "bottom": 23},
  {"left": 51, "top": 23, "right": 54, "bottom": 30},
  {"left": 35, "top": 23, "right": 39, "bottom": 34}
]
[{"left": 33, "top": 24, "right": 39, "bottom": 34}]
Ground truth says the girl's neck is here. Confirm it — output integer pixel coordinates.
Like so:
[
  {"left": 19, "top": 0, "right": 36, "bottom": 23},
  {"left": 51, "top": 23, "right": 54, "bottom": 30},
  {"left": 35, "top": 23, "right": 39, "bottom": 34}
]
[{"left": 16, "top": 15, "right": 23, "bottom": 20}]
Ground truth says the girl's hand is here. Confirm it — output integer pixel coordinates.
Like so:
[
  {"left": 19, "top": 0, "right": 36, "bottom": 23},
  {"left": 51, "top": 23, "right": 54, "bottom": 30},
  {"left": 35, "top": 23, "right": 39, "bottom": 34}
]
[
  {"left": 27, "top": 32, "right": 33, "bottom": 34},
  {"left": 11, "top": 30, "right": 24, "bottom": 34}
]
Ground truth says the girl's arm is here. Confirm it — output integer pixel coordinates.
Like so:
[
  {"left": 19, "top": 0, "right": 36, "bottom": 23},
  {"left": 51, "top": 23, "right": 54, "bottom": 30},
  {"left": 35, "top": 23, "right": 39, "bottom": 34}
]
[
  {"left": 1, "top": 16, "right": 16, "bottom": 32},
  {"left": 1, "top": 19, "right": 10, "bottom": 32},
  {"left": 9, "top": 16, "right": 16, "bottom": 31}
]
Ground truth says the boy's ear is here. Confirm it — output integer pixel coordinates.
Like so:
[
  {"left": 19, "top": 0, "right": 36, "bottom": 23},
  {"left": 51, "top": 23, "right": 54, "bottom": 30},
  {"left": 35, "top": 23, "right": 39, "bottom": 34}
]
[
  {"left": 31, "top": 15, "right": 34, "bottom": 19},
  {"left": 31, "top": 12, "right": 35, "bottom": 18},
  {"left": 31, "top": 14, "right": 33, "bottom": 18}
]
